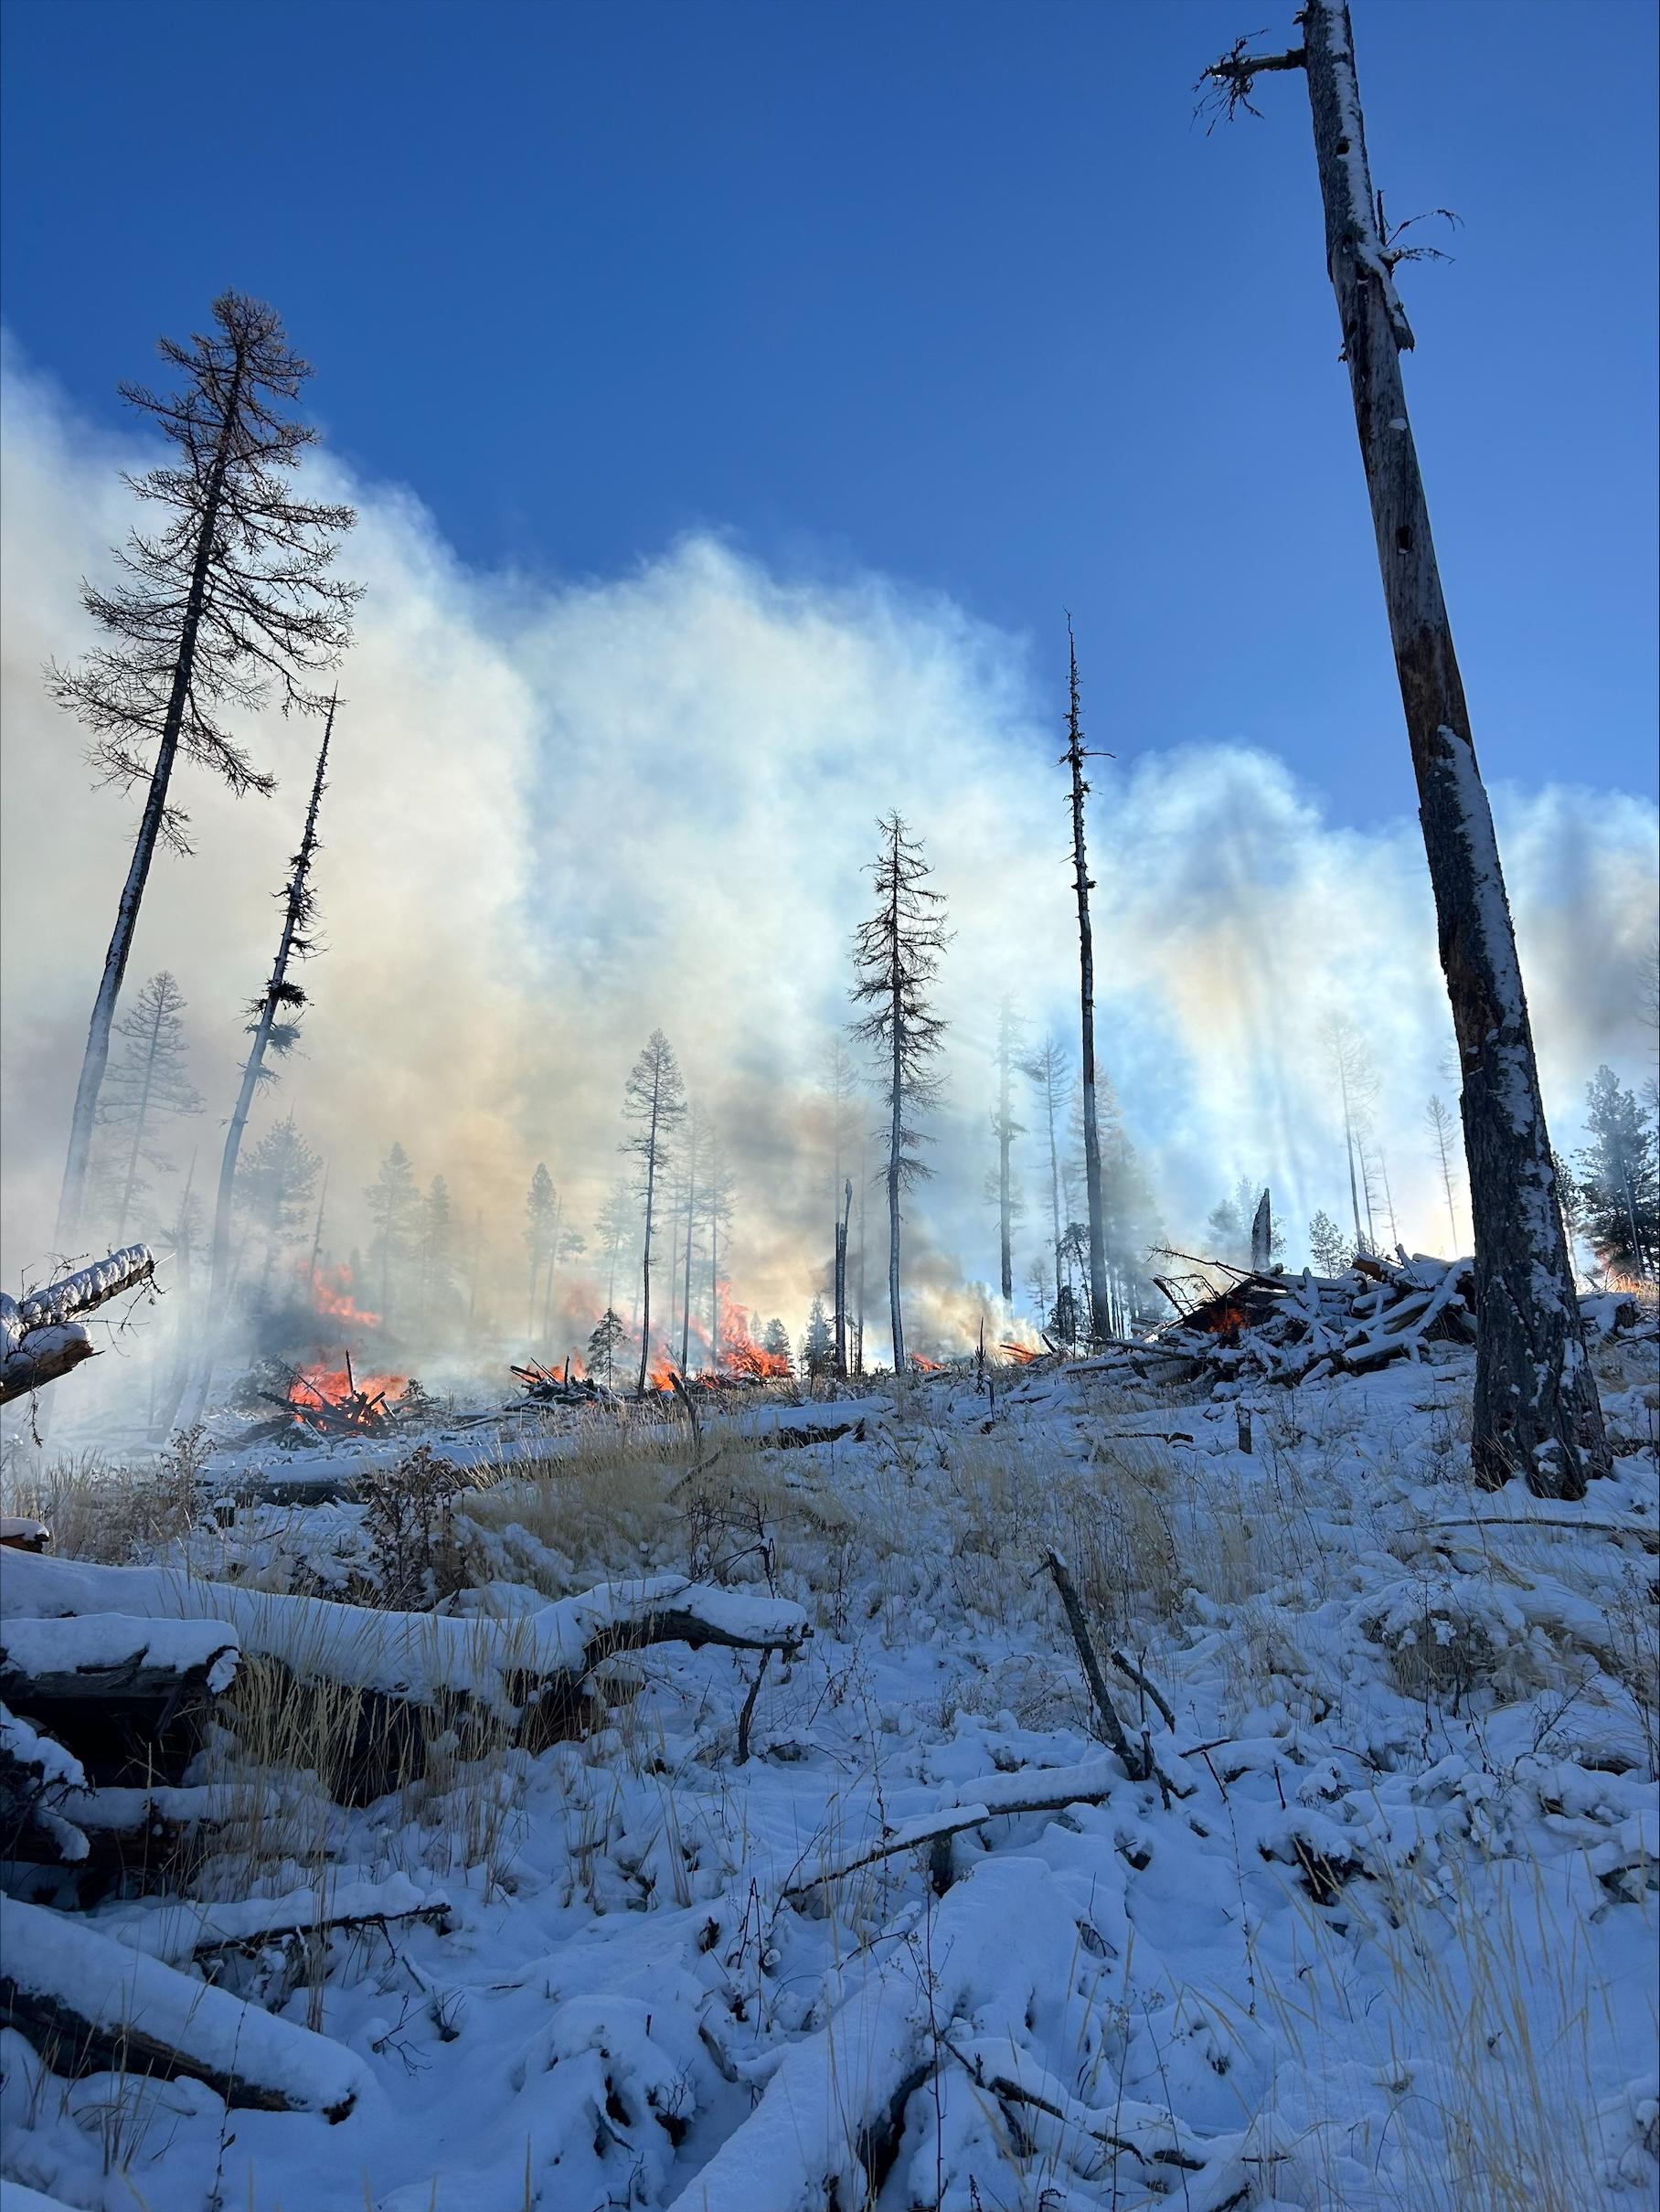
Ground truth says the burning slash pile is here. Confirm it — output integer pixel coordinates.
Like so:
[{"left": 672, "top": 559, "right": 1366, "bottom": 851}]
[
  {"left": 511, "top": 1358, "right": 608, "bottom": 1407},
  {"left": 239, "top": 1356, "right": 415, "bottom": 1444},
  {"left": 1097, "top": 1250, "right": 1479, "bottom": 1390}
]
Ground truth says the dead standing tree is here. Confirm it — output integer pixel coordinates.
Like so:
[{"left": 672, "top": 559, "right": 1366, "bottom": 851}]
[
  {"left": 186, "top": 705, "right": 335, "bottom": 1415},
  {"left": 1200, "top": 4, "right": 1608, "bottom": 1497},
  {"left": 1022, "top": 1035, "right": 1070, "bottom": 1325},
  {"left": 850, "top": 814, "right": 949, "bottom": 1373},
  {"left": 49, "top": 292, "right": 357, "bottom": 1254},
  {"left": 1062, "top": 623, "right": 1112, "bottom": 1347},
  {"left": 622, "top": 1031, "right": 686, "bottom": 1395}
]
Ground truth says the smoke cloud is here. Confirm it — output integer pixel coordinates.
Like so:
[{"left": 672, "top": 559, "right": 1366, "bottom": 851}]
[{"left": 3, "top": 339, "right": 1655, "bottom": 1377}]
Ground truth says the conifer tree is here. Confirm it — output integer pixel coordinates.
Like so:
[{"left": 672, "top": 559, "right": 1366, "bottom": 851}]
[
  {"left": 700, "top": 1133, "right": 737, "bottom": 1369},
  {"left": 1021, "top": 1036, "right": 1070, "bottom": 1323},
  {"left": 593, "top": 1181, "right": 637, "bottom": 1314},
  {"left": 1307, "top": 1208, "right": 1351, "bottom": 1276},
  {"left": 524, "top": 1164, "right": 556, "bottom": 1336},
  {"left": 1424, "top": 1093, "right": 1463, "bottom": 1254},
  {"left": 621, "top": 1031, "right": 687, "bottom": 1394},
  {"left": 588, "top": 1308, "right": 627, "bottom": 1389},
  {"left": 989, "top": 995, "right": 1027, "bottom": 1302},
  {"left": 367, "top": 1143, "right": 420, "bottom": 1318},
  {"left": 1575, "top": 1067, "right": 1658, "bottom": 1284},
  {"left": 761, "top": 1317, "right": 793, "bottom": 1375},
  {"left": 850, "top": 814, "right": 949, "bottom": 1371},
  {"left": 90, "top": 970, "right": 202, "bottom": 1244},
  {"left": 420, "top": 1174, "right": 453, "bottom": 1314},
  {"left": 802, "top": 1295, "right": 835, "bottom": 1377},
  {"left": 50, "top": 291, "right": 356, "bottom": 1250},
  {"left": 238, "top": 1111, "right": 321, "bottom": 1307},
  {"left": 1060, "top": 623, "right": 1112, "bottom": 1345}
]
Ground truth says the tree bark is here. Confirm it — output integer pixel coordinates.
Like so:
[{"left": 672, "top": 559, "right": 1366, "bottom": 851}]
[
  {"left": 53, "top": 345, "right": 249, "bottom": 1256},
  {"left": 1296, "top": 1, "right": 1607, "bottom": 1495},
  {"left": 834, "top": 1178, "right": 851, "bottom": 1379}
]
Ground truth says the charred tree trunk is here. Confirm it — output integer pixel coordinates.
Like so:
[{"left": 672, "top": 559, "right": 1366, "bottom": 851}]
[
  {"left": 1063, "top": 626, "right": 1111, "bottom": 1346},
  {"left": 834, "top": 1177, "right": 851, "bottom": 1379},
  {"left": 1204, "top": 3, "right": 1607, "bottom": 1496}
]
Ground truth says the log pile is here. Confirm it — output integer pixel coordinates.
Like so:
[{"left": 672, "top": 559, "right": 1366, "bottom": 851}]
[
  {"left": 510, "top": 1356, "right": 609, "bottom": 1406},
  {"left": 1084, "top": 1250, "right": 1477, "bottom": 1390},
  {"left": 0, "top": 1246, "right": 156, "bottom": 1404}
]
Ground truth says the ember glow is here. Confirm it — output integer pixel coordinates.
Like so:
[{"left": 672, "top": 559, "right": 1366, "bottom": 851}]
[{"left": 288, "top": 1362, "right": 406, "bottom": 1412}]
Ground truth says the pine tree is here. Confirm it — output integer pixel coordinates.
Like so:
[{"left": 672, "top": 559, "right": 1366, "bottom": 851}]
[
  {"left": 524, "top": 1164, "right": 556, "bottom": 1337},
  {"left": 1208, "top": 1177, "right": 1285, "bottom": 1269},
  {"left": 1320, "top": 1014, "right": 1379, "bottom": 1255},
  {"left": 1307, "top": 1209, "right": 1352, "bottom": 1276},
  {"left": 761, "top": 1317, "right": 793, "bottom": 1375},
  {"left": 367, "top": 1143, "right": 420, "bottom": 1318},
  {"left": 90, "top": 970, "right": 202, "bottom": 1244},
  {"left": 621, "top": 1030, "right": 687, "bottom": 1394},
  {"left": 850, "top": 813, "right": 949, "bottom": 1371},
  {"left": 1575, "top": 1067, "right": 1658, "bottom": 1285},
  {"left": 1060, "top": 622, "right": 1112, "bottom": 1345},
  {"left": 50, "top": 291, "right": 357, "bottom": 1250},
  {"left": 238, "top": 1111, "right": 321, "bottom": 1307}
]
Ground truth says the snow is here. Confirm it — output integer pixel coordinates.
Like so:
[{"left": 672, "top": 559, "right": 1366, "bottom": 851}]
[
  {"left": 0, "top": 1611, "right": 239, "bottom": 1695},
  {"left": 0, "top": 1345, "right": 1655, "bottom": 2208},
  {"left": 0, "top": 1895, "right": 370, "bottom": 2121}
]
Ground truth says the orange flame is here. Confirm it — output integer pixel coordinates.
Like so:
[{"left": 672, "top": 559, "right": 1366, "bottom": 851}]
[
  {"left": 289, "top": 1362, "right": 405, "bottom": 1411},
  {"left": 311, "top": 1265, "right": 381, "bottom": 1329},
  {"left": 911, "top": 1354, "right": 946, "bottom": 1373}
]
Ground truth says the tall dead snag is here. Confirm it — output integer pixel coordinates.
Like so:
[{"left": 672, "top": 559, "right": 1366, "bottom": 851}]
[
  {"left": 49, "top": 292, "right": 357, "bottom": 1254},
  {"left": 622, "top": 1030, "right": 687, "bottom": 1394},
  {"left": 851, "top": 814, "right": 949, "bottom": 1373},
  {"left": 1201, "top": 4, "right": 1607, "bottom": 1496},
  {"left": 1022, "top": 1035, "right": 1070, "bottom": 1324},
  {"left": 834, "top": 1176, "right": 852, "bottom": 1379},
  {"left": 1061, "top": 624, "right": 1111, "bottom": 1347},
  {"left": 990, "top": 995, "right": 1026, "bottom": 1303},
  {"left": 184, "top": 707, "right": 333, "bottom": 1419}
]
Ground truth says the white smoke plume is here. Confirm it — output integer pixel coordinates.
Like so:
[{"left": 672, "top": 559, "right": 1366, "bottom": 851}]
[{"left": 2, "top": 340, "right": 1655, "bottom": 1383}]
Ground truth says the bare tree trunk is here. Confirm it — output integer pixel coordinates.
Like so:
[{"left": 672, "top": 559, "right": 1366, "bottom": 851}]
[
  {"left": 635, "top": 1105, "right": 661, "bottom": 1397},
  {"left": 994, "top": 998, "right": 1016, "bottom": 1302},
  {"left": 854, "top": 1144, "right": 867, "bottom": 1376},
  {"left": 54, "top": 347, "right": 249, "bottom": 1256},
  {"left": 1063, "top": 627, "right": 1111, "bottom": 1345},
  {"left": 1213, "top": 3, "right": 1606, "bottom": 1495},
  {"left": 834, "top": 1178, "right": 851, "bottom": 1379},
  {"left": 188, "top": 705, "right": 332, "bottom": 1415},
  {"left": 887, "top": 890, "right": 906, "bottom": 1371},
  {"left": 679, "top": 1126, "right": 697, "bottom": 1372},
  {"left": 1340, "top": 1067, "right": 1365, "bottom": 1251},
  {"left": 708, "top": 1204, "right": 720, "bottom": 1371}
]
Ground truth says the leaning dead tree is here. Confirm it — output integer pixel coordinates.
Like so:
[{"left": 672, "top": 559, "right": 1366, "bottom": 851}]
[
  {"left": 1, "top": 1247, "right": 156, "bottom": 1404},
  {"left": 1200, "top": 4, "right": 1608, "bottom": 1496},
  {"left": 183, "top": 706, "right": 335, "bottom": 1420},
  {"left": 1061, "top": 622, "right": 1112, "bottom": 1346},
  {"left": 851, "top": 814, "right": 950, "bottom": 1372},
  {"left": 48, "top": 291, "right": 357, "bottom": 1255}
]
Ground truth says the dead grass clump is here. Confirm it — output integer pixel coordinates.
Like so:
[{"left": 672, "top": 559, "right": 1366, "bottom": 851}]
[{"left": 2, "top": 1429, "right": 208, "bottom": 1564}]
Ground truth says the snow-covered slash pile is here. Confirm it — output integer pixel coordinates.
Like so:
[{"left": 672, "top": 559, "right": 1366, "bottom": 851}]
[{"left": 1, "top": 1324, "right": 1655, "bottom": 2211}]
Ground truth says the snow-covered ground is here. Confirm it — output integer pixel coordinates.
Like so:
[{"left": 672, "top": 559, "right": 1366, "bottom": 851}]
[{"left": 2, "top": 1333, "right": 1656, "bottom": 2211}]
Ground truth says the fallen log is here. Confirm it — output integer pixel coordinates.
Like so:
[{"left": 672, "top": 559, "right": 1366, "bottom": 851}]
[
  {"left": 0, "top": 1706, "right": 88, "bottom": 1866},
  {"left": 0, "top": 1247, "right": 156, "bottom": 1404},
  {"left": 0, "top": 1517, "right": 51, "bottom": 1554},
  {"left": 4, "top": 1552, "right": 808, "bottom": 1802},
  {"left": 0, "top": 1895, "right": 368, "bottom": 2119},
  {"left": 100, "top": 1874, "right": 452, "bottom": 1965},
  {"left": 0, "top": 1613, "right": 239, "bottom": 1788}
]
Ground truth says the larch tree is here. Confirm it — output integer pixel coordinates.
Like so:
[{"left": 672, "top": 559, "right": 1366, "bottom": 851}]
[
  {"left": 850, "top": 813, "right": 949, "bottom": 1372},
  {"left": 91, "top": 971, "right": 202, "bottom": 1245},
  {"left": 197, "top": 703, "right": 335, "bottom": 1365},
  {"left": 1060, "top": 622, "right": 1111, "bottom": 1345},
  {"left": 1201, "top": 5, "right": 1608, "bottom": 1496},
  {"left": 621, "top": 1030, "right": 687, "bottom": 1394},
  {"left": 49, "top": 291, "right": 356, "bottom": 1253},
  {"left": 989, "top": 995, "right": 1027, "bottom": 1303},
  {"left": 1424, "top": 1092, "right": 1463, "bottom": 1254},
  {"left": 1021, "top": 1035, "right": 1070, "bottom": 1323}
]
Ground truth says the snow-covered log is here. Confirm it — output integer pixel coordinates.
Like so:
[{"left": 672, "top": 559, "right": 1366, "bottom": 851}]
[
  {"left": 0, "top": 1705, "right": 88, "bottom": 1866},
  {"left": 0, "top": 1247, "right": 155, "bottom": 1405},
  {"left": 99, "top": 1874, "right": 452, "bottom": 1964},
  {"left": 3, "top": 1552, "right": 808, "bottom": 1800},
  {"left": 0, "top": 1613, "right": 239, "bottom": 1788},
  {"left": 674, "top": 1856, "right": 1245, "bottom": 2212},
  {"left": 0, "top": 1895, "right": 368, "bottom": 2118}
]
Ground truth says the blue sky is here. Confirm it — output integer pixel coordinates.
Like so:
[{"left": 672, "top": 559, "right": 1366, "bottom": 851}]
[{"left": 2, "top": 0, "right": 1655, "bottom": 826}]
